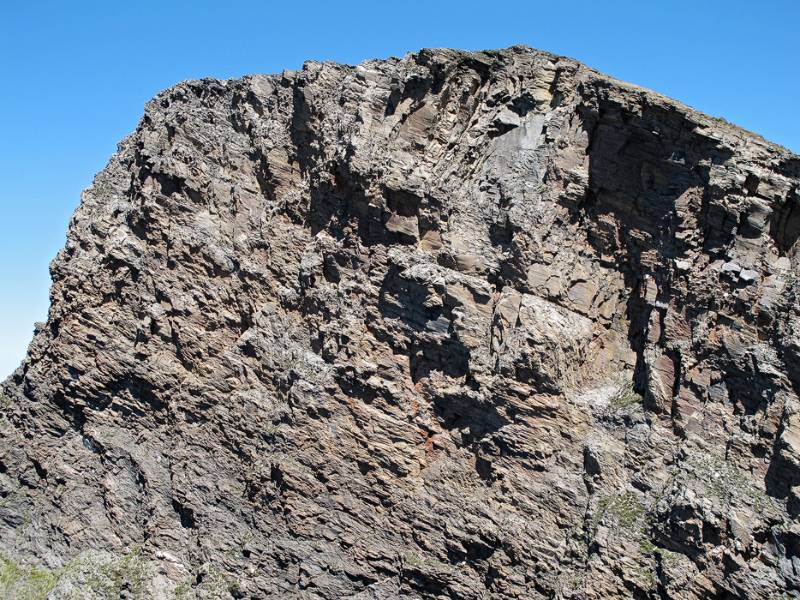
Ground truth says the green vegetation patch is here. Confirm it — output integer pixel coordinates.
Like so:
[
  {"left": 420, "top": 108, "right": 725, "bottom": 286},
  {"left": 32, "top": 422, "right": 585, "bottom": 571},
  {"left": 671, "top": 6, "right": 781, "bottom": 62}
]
[
  {"left": 0, "top": 547, "right": 246, "bottom": 599},
  {"left": 82, "top": 546, "right": 151, "bottom": 599},
  {"left": 0, "top": 553, "right": 59, "bottom": 600},
  {"left": 594, "top": 491, "right": 644, "bottom": 531},
  {"left": 686, "top": 453, "right": 771, "bottom": 510},
  {"left": 1, "top": 547, "right": 154, "bottom": 600},
  {"left": 401, "top": 551, "right": 455, "bottom": 577},
  {"left": 638, "top": 538, "right": 681, "bottom": 562},
  {"left": 173, "top": 579, "right": 192, "bottom": 599},
  {"left": 607, "top": 381, "right": 643, "bottom": 412}
]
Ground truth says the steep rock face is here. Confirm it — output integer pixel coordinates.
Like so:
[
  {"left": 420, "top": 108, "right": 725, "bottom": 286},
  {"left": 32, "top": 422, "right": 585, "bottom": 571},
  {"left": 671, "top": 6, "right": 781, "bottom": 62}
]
[{"left": 2, "top": 46, "right": 800, "bottom": 599}]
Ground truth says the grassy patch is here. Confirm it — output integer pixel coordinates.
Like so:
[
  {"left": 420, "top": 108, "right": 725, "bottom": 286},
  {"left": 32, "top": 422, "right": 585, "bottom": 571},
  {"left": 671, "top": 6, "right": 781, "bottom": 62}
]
[
  {"left": 556, "top": 570, "right": 586, "bottom": 595},
  {"left": 607, "top": 382, "right": 643, "bottom": 412},
  {"left": 0, "top": 548, "right": 246, "bottom": 599},
  {"left": 173, "top": 579, "right": 192, "bottom": 599},
  {"left": 195, "top": 563, "right": 237, "bottom": 598},
  {"left": 401, "top": 551, "right": 454, "bottom": 576},
  {"left": 1, "top": 547, "right": 155, "bottom": 600},
  {"left": 634, "top": 563, "right": 656, "bottom": 588},
  {"left": 594, "top": 492, "right": 644, "bottom": 531},
  {"left": 639, "top": 538, "right": 682, "bottom": 562},
  {"left": 638, "top": 538, "right": 657, "bottom": 554},
  {"left": 686, "top": 454, "right": 771, "bottom": 510},
  {"left": 0, "top": 553, "right": 58, "bottom": 600},
  {"left": 84, "top": 546, "right": 150, "bottom": 598}
]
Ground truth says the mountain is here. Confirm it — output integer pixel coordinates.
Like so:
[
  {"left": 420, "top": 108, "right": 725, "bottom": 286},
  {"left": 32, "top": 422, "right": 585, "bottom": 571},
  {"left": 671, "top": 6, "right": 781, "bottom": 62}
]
[{"left": 2, "top": 46, "right": 800, "bottom": 599}]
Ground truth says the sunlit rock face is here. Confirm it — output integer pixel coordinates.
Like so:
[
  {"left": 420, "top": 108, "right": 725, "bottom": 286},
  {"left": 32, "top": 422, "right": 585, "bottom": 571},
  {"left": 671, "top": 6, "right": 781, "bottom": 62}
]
[{"left": 2, "top": 46, "right": 800, "bottom": 599}]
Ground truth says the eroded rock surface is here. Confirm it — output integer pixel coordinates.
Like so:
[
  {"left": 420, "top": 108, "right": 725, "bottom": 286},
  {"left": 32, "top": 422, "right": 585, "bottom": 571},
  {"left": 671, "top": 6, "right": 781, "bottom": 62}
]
[{"left": 2, "top": 46, "right": 800, "bottom": 599}]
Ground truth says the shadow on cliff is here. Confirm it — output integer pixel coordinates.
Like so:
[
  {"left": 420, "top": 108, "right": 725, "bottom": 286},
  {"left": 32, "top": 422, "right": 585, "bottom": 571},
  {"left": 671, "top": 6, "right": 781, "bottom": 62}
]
[
  {"left": 566, "top": 95, "right": 735, "bottom": 406},
  {"left": 288, "top": 77, "right": 416, "bottom": 247},
  {"left": 561, "top": 91, "right": 800, "bottom": 509}
]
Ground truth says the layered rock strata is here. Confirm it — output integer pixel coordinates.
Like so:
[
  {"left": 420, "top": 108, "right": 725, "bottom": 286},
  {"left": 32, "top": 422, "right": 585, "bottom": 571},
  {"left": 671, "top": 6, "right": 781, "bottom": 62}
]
[{"left": 2, "top": 46, "right": 800, "bottom": 599}]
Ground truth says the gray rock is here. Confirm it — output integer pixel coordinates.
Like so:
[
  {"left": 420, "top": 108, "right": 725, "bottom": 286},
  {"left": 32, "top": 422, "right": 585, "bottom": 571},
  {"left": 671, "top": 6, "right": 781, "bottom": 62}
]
[{"left": 739, "top": 268, "right": 760, "bottom": 283}]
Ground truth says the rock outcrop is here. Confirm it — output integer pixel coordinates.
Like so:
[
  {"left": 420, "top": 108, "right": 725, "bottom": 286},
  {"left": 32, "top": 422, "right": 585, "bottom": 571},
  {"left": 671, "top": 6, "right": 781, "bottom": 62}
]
[{"left": 2, "top": 46, "right": 800, "bottom": 599}]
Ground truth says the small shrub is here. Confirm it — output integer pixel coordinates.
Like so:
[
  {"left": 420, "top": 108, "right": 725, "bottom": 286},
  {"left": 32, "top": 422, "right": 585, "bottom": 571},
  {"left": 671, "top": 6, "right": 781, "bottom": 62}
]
[
  {"left": 608, "top": 382, "right": 643, "bottom": 412},
  {"left": 173, "top": 580, "right": 192, "bottom": 599}
]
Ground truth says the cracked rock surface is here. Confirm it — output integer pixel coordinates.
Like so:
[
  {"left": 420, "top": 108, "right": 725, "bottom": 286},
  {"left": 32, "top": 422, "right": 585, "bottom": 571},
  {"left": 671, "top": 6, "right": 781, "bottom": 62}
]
[{"left": 2, "top": 46, "right": 800, "bottom": 599}]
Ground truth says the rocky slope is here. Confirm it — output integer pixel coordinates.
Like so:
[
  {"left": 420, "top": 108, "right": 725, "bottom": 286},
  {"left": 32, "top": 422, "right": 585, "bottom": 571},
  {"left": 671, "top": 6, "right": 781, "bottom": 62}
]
[{"left": 2, "top": 46, "right": 800, "bottom": 599}]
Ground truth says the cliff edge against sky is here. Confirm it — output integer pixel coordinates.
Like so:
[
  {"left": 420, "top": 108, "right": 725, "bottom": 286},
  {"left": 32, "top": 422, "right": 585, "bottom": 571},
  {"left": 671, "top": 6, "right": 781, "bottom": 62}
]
[{"left": 2, "top": 46, "right": 800, "bottom": 599}]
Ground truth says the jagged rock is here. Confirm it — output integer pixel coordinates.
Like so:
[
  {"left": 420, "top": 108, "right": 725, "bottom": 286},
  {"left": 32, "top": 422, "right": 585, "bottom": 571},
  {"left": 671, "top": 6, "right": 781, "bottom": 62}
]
[{"left": 2, "top": 45, "right": 800, "bottom": 599}]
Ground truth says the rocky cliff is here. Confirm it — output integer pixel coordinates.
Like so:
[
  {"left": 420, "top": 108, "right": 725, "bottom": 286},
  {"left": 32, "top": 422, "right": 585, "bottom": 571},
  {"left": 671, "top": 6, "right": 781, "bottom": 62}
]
[{"left": 2, "top": 46, "right": 800, "bottom": 599}]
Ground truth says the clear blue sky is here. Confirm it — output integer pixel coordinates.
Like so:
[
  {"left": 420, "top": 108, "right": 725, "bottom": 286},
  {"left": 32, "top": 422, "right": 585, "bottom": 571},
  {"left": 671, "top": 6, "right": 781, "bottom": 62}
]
[{"left": 1, "top": 0, "right": 798, "bottom": 377}]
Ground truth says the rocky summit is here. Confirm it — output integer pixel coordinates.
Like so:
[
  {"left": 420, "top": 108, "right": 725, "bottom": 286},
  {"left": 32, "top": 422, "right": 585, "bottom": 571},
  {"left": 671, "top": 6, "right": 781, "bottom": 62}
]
[{"left": 2, "top": 46, "right": 800, "bottom": 599}]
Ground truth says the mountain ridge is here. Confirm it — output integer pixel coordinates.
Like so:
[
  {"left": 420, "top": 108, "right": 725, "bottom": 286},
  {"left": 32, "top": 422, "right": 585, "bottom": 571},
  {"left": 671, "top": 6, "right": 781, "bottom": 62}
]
[{"left": 2, "top": 45, "right": 800, "bottom": 599}]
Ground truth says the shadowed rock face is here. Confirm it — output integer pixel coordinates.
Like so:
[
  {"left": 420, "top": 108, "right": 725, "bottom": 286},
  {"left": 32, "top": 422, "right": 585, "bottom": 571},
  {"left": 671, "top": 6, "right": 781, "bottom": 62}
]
[{"left": 2, "top": 46, "right": 800, "bottom": 599}]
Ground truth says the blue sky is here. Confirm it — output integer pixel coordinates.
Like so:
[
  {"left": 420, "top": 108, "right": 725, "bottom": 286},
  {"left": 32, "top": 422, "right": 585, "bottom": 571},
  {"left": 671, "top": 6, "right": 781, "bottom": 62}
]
[{"left": 1, "top": 0, "right": 798, "bottom": 377}]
